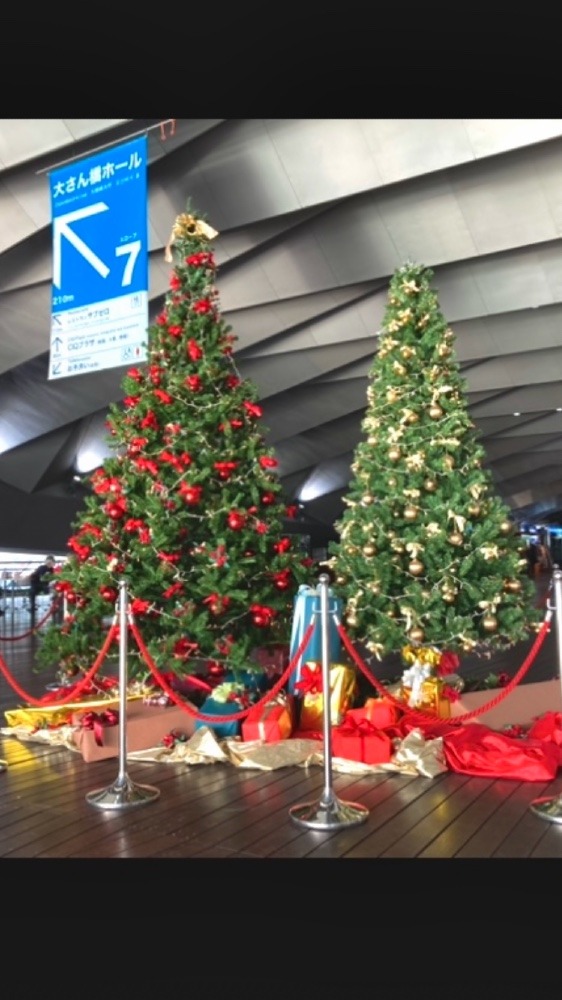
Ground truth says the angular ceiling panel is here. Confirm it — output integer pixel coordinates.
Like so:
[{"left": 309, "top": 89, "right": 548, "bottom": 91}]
[{"left": 0, "top": 117, "right": 562, "bottom": 553}]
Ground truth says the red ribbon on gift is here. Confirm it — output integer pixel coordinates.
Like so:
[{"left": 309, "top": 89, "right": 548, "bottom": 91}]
[
  {"left": 78, "top": 709, "right": 119, "bottom": 746},
  {"left": 294, "top": 663, "right": 323, "bottom": 695},
  {"left": 339, "top": 715, "right": 378, "bottom": 736}
]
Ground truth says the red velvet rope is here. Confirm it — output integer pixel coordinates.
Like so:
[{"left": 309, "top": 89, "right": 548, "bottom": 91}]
[
  {"left": 336, "top": 613, "right": 553, "bottom": 726},
  {"left": 0, "top": 587, "right": 555, "bottom": 733},
  {"left": 0, "top": 597, "right": 61, "bottom": 642},
  {"left": 128, "top": 616, "right": 316, "bottom": 722},
  {"left": 0, "top": 623, "right": 119, "bottom": 707}
]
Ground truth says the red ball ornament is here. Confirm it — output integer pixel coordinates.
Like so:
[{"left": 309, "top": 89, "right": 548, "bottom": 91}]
[
  {"left": 99, "top": 586, "right": 118, "bottom": 603},
  {"left": 227, "top": 511, "right": 246, "bottom": 530},
  {"left": 273, "top": 570, "right": 291, "bottom": 590}
]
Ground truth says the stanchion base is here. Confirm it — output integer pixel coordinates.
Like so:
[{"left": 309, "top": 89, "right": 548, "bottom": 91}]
[
  {"left": 86, "top": 776, "right": 160, "bottom": 811},
  {"left": 290, "top": 796, "right": 369, "bottom": 831},
  {"left": 530, "top": 796, "right": 562, "bottom": 824}
]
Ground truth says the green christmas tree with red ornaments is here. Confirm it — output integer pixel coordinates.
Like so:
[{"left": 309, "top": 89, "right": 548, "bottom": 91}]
[
  {"left": 37, "top": 207, "right": 311, "bottom": 681},
  {"left": 328, "top": 261, "right": 541, "bottom": 666}
]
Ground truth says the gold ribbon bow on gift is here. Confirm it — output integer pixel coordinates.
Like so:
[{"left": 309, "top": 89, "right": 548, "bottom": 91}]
[
  {"left": 164, "top": 213, "right": 219, "bottom": 262},
  {"left": 401, "top": 662, "right": 433, "bottom": 707}
]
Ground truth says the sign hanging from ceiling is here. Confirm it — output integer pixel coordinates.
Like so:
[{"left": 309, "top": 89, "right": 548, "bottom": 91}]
[{"left": 48, "top": 134, "right": 149, "bottom": 380}]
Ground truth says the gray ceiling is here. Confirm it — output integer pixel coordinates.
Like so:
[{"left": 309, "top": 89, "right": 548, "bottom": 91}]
[{"left": 1, "top": 117, "right": 562, "bottom": 554}]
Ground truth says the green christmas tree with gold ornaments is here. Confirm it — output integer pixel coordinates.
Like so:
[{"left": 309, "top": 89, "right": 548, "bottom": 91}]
[
  {"left": 328, "top": 261, "right": 541, "bottom": 665},
  {"left": 36, "top": 206, "right": 310, "bottom": 681}
]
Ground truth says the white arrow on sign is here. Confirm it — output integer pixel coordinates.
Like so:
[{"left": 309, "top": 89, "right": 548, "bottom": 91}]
[{"left": 52, "top": 202, "right": 110, "bottom": 289}]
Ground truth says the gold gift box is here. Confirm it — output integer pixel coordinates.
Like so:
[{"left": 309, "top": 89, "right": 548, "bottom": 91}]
[
  {"left": 299, "top": 662, "right": 357, "bottom": 731},
  {"left": 4, "top": 692, "right": 145, "bottom": 731},
  {"left": 400, "top": 676, "right": 451, "bottom": 719}
]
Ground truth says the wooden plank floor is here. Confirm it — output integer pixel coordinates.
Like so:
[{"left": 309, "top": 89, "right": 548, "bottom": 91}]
[{"left": 2, "top": 582, "right": 562, "bottom": 865}]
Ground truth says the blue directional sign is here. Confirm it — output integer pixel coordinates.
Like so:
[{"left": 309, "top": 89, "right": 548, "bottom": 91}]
[{"left": 48, "top": 135, "right": 149, "bottom": 380}]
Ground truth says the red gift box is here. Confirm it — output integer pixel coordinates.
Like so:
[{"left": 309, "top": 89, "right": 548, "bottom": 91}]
[
  {"left": 354, "top": 698, "right": 400, "bottom": 729},
  {"left": 241, "top": 694, "right": 294, "bottom": 743},
  {"left": 71, "top": 699, "right": 197, "bottom": 762},
  {"left": 331, "top": 714, "right": 393, "bottom": 765}
]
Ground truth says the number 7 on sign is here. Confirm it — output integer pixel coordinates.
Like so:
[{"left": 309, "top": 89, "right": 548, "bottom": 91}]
[{"left": 116, "top": 240, "right": 141, "bottom": 286}]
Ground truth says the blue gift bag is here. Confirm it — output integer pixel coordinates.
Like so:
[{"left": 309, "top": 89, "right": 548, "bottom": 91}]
[
  {"left": 287, "top": 584, "right": 342, "bottom": 695},
  {"left": 194, "top": 695, "right": 242, "bottom": 738}
]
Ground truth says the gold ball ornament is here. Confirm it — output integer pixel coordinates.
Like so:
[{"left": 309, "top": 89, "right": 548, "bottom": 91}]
[
  {"left": 407, "top": 412, "right": 419, "bottom": 424},
  {"left": 336, "top": 575, "right": 347, "bottom": 585},
  {"left": 442, "top": 591, "right": 456, "bottom": 604},
  {"left": 448, "top": 532, "right": 464, "bottom": 546},
  {"left": 362, "top": 544, "right": 377, "bottom": 556},
  {"left": 387, "top": 389, "right": 400, "bottom": 403},
  {"left": 408, "top": 626, "right": 425, "bottom": 644},
  {"left": 428, "top": 404, "right": 443, "bottom": 419},
  {"left": 505, "top": 579, "right": 522, "bottom": 593},
  {"left": 499, "top": 520, "right": 512, "bottom": 534},
  {"left": 468, "top": 503, "right": 481, "bottom": 517},
  {"left": 388, "top": 446, "right": 401, "bottom": 462},
  {"left": 404, "top": 505, "right": 418, "bottom": 521},
  {"left": 368, "top": 582, "right": 381, "bottom": 594},
  {"left": 388, "top": 477, "right": 397, "bottom": 488},
  {"left": 443, "top": 455, "right": 455, "bottom": 470},
  {"left": 437, "top": 344, "right": 451, "bottom": 358},
  {"left": 424, "top": 478, "right": 437, "bottom": 492},
  {"left": 361, "top": 494, "right": 374, "bottom": 506},
  {"left": 368, "top": 436, "right": 378, "bottom": 445},
  {"left": 408, "top": 558, "right": 424, "bottom": 575},
  {"left": 346, "top": 614, "right": 358, "bottom": 628},
  {"left": 482, "top": 613, "right": 498, "bottom": 632}
]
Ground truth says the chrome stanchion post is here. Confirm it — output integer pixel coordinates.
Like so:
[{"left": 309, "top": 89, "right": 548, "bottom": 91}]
[
  {"left": 86, "top": 578, "right": 160, "bottom": 810},
  {"left": 289, "top": 573, "right": 369, "bottom": 830},
  {"left": 530, "top": 566, "right": 562, "bottom": 822}
]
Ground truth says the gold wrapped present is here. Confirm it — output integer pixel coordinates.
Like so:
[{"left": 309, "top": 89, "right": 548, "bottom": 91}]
[
  {"left": 4, "top": 706, "right": 77, "bottom": 729},
  {"left": 400, "top": 675, "right": 450, "bottom": 719},
  {"left": 4, "top": 690, "right": 146, "bottom": 731},
  {"left": 297, "top": 662, "right": 357, "bottom": 732}
]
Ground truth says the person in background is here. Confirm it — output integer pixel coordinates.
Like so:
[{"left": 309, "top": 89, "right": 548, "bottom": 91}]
[
  {"left": 525, "top": 540, "right": 539, "bottom": 579},
  {"left": 28, "top": 555, "right": 56, "bottom": 620},
  {"left": 536, "top": 541, "right": 553, "bottom": 576}
]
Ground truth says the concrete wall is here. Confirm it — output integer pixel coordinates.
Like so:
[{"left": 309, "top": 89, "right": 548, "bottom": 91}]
[{"left": 0, "top": 480, "right": 84, "bottom": 554}]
